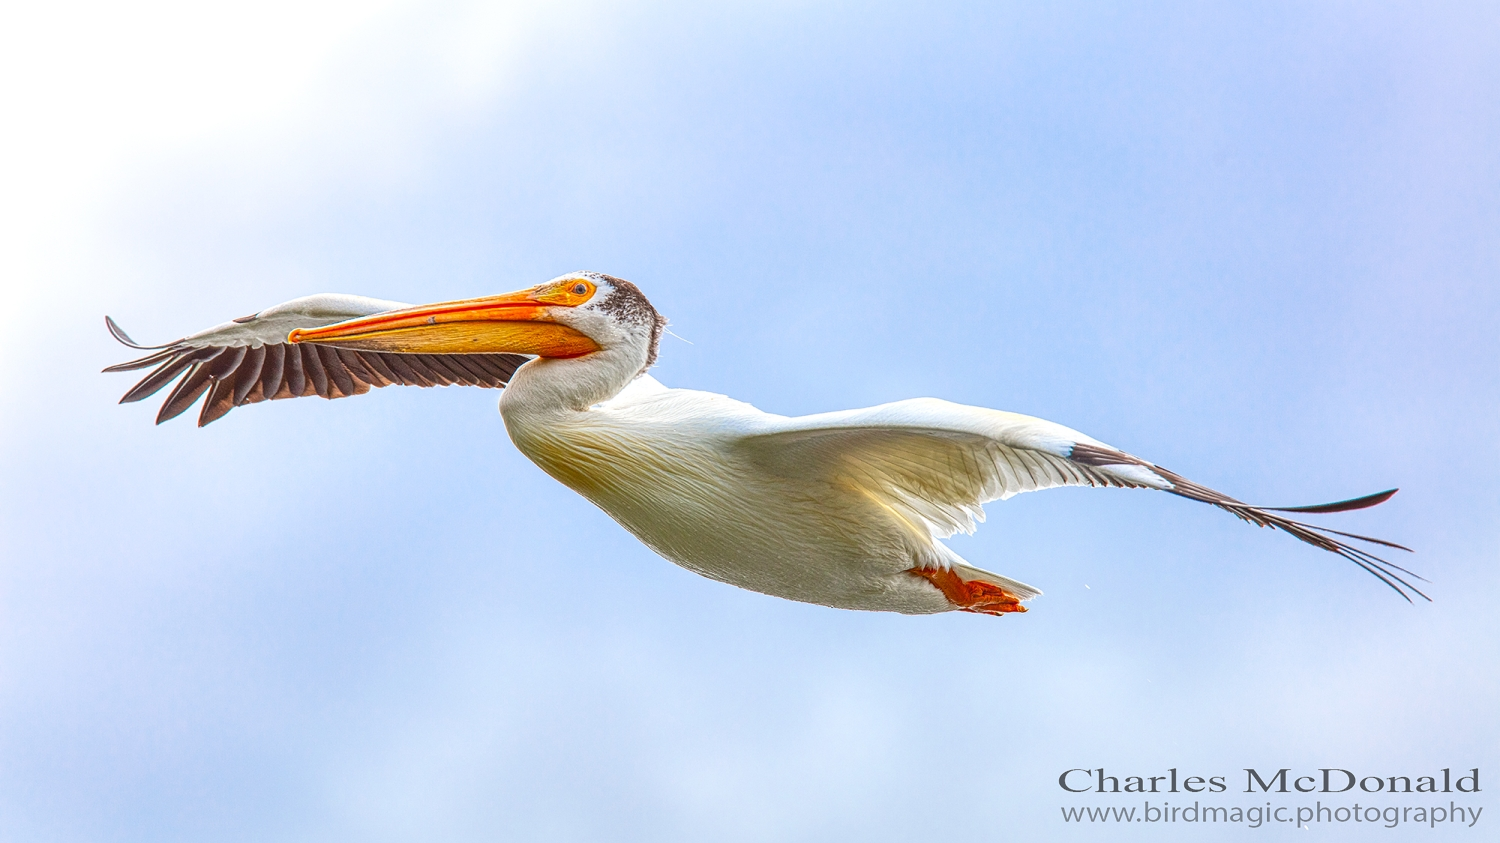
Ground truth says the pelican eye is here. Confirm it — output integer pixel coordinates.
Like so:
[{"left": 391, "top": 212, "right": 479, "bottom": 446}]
[{"left": 572, "top": 283, "right": 588, "bottom": 295}]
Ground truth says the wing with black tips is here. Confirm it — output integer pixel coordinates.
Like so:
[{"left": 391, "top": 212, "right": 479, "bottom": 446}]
[
  {"left": 104, "top": 294, "right": 529, "bottom": 427},
  {"left": 738, "top": 399, "right": 1423, "bottom": 602}
]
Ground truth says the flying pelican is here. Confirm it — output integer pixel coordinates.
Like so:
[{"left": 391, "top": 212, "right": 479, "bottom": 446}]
[{"left": 104, "top": 271, "right": 1423, "bottom": 613}]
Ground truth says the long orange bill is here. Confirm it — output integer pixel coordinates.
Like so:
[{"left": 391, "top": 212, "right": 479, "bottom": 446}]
[{"left": 288, "top": 290, "right": 600, "bottom": 358}]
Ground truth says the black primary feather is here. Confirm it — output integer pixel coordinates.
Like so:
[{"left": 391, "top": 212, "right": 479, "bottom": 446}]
[{"left": 105, "top": 316, "right": 529, "bottom": 426}]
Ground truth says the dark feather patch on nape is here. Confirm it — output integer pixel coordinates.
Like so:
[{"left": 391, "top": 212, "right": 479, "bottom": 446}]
[{"left": 585, "top": 272, "right": 668, "bottom": 371}]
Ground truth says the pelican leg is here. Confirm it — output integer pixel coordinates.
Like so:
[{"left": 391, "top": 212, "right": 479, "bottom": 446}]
[{"left": 909, "top": 567, "right": 1027, "bottom": 615}]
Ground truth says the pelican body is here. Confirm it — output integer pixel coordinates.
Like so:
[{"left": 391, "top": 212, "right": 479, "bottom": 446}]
[{"left": 106, "top": 272, "right": 1423, "bottom": 613}]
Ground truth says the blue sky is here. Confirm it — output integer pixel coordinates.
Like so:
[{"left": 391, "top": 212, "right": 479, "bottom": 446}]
[{"left": 1, "top": 1, "right": 1496, "bottom": 840}]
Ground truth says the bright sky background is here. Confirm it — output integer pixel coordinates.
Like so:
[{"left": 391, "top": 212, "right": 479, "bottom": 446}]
[{"left": 1, "top": 1, "right": 1496, "bottom": 840}]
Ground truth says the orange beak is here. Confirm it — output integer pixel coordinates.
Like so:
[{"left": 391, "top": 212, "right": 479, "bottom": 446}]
[{"left": 288, "top": 289, "right": 600, "bottom": 358}]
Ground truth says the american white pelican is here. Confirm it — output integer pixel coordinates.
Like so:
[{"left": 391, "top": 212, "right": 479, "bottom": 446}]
[{"left": 105, "top": 272, "right": 1423, "bottom": 613}]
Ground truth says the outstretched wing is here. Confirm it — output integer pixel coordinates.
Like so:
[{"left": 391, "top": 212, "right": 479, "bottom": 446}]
[
  {"left": 104, "top": 294, "right": 529, "bottom": 426},
  {"left": 736, "top": 397, "right": 1423, "bottom": 601}
]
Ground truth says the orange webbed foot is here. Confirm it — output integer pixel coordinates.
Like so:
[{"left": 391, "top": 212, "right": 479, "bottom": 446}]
[{"left": 910, "top": 567, "right": 1027, "bottom": 615}]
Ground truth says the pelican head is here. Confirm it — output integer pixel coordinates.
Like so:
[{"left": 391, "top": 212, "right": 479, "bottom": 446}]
[{"left": 545, "top": 272, "right": 668, "bottom": 375}]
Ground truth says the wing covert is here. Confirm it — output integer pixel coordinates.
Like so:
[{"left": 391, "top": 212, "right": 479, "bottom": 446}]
[
  {"left": 737, "top": 398, "right": 1423, "bottom": 601},
  {"left": 737, "top": 398, "right": 1160, "bottom": 538}
]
